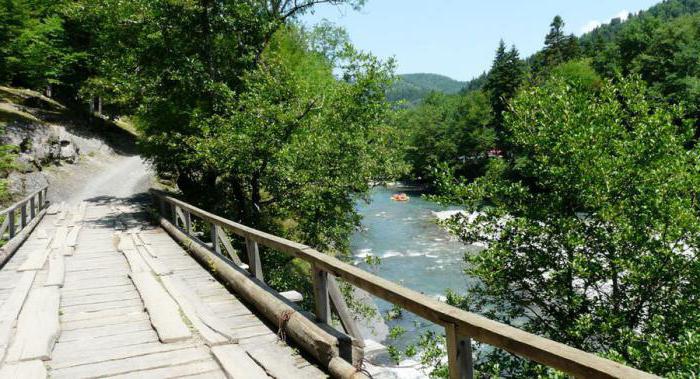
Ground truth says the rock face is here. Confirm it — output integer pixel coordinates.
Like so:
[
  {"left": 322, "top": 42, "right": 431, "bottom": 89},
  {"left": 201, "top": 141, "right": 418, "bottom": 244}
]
[{"left": 0, "top": 92, "right": 114, "bottom": 200}]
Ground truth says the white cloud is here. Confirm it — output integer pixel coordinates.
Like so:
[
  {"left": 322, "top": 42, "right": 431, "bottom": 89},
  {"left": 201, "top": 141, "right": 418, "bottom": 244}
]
[
  {"left": 614, "top": 9, "right": 630, "bottom": 21},
  {"left": 580, "top": 20, "right": 602, "bottom": 34},
  {"left": 579, "top": 9, "right": 632, "bottom": 35}
]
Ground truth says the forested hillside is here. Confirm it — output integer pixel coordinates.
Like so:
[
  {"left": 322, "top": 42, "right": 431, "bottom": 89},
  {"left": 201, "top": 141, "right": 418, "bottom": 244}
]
[
  {"left": 386, "top": 73, "right": 466, "bottom": 105},
  {"left": 394, "top": 0, "right": 700, "bottom": 377}
]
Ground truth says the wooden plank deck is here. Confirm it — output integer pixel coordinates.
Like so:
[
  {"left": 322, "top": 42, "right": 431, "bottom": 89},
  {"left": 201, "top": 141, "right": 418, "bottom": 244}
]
[{"left": 0, "top": 200, "right": 328, "bottom": 378}]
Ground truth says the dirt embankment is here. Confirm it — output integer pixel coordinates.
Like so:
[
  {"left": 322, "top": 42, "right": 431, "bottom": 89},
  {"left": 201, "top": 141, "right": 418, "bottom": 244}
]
[{"left": 0, "top": 86, "right": 153, "bottom": 206}]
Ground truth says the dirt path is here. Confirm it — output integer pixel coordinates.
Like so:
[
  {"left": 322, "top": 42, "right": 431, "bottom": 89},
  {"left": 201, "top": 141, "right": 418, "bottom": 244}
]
[{"left": 46, "top": 153, "right": 153, "bottom": 206}]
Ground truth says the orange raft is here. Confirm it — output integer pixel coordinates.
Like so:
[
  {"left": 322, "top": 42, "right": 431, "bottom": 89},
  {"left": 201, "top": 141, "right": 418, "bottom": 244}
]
[{"left": 390, "top": 193, "right": 410, "bottom": 202}]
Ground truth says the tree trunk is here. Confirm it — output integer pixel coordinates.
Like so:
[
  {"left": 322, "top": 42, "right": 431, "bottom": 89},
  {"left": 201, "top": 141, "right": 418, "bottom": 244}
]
[{"left": 45, "top": 84, "right": 52, "bottom": 98}]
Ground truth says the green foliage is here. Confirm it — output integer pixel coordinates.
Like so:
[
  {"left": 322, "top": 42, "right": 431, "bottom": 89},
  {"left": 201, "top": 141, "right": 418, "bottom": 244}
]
[
  {"left": 400, "top": 90, "right": 494, "bottom": 183},
  {"left": 0, "top": 125, "right": 17, "bottom": 202},
  {"left": 437, "top": 76, "right": 700, "bottom": 377},
  {"left": 0, "top": 0, "right": 81, "bottom": 91}
]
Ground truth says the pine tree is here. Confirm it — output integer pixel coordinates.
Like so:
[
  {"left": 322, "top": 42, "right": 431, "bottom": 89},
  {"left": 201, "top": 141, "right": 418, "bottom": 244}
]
[
  {"left": 484, "top": 40, "right": 523, "bottom": 149},
  {"left": 540, "top": 16, "right": 579, "bottom": 72}
]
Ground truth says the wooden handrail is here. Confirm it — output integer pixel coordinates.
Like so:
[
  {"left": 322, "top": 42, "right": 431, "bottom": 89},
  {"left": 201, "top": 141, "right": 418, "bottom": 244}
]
[
  {"left": 150, "top": 189, "right": 658, "bottom": 379},
  {"left": 0, "top": 185, "right": 48, "bottom": 217},
  {"left": 0, "top": 186, "right": 49, "bottom": 268}
]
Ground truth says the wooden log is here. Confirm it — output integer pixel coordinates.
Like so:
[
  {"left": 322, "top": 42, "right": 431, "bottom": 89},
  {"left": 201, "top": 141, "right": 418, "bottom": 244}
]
[
  {"left": 158, "top": 216, "right": 360, "bottom": 367},
  {"left": 328, "top": 356, "right": 370, "bottom": 379},
  {"left": 211, "top": 345, "right": 267, "bottom": 379},
  {"left": 128, "top": 271, "right": 191, "bottom": 343},
  {"left": 6, "top": 286, "right": 61, "bottom": 361}
]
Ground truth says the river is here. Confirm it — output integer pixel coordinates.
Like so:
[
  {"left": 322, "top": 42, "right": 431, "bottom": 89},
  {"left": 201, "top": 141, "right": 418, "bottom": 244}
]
[{"left": 350, "top": 185, "right": 481, "bottom": 350}]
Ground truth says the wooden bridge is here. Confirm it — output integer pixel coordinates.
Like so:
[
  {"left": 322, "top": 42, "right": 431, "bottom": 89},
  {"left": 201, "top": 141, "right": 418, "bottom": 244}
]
[{"left": 0, "top": 186, "right": 658, "bottom": 378}]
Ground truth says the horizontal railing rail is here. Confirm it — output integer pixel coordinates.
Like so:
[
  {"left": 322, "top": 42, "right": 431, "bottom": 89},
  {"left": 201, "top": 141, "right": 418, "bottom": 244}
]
[
  {"left": 150, "top": 189, "right": 657, "bottom": 379},
  {"left": 0, "top": 186, "right": 49, "bottom": 267}
]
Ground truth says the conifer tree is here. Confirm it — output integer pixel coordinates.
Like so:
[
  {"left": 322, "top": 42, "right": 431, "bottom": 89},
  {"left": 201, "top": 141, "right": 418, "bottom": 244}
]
[{"left": 484, "top": 40, "right": 523, "bottom": 149}]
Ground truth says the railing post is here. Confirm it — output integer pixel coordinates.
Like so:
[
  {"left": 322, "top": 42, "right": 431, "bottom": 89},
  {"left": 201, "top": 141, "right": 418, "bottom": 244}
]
[
  {"left": 172, "top": 204, "right": 178, "bottom": 224},
  {"left": 312, "top": 266, "right": 330, "bottom": 324},
  {"left": 185, "top": 211, "right": 192, "bottom": 235},
  {"left": 245, "top": 237, "right": 264, "bottom": 281},
  {"left": 30, "top": 196, "right": 36, "bottom": 219},
  {"left": 20, "top": 203, "right": 27, "bottom": 228},
  {"left": 446, "top": 323, "right": 474, "bottom": 379},
  {"left": 38, "top": 190, "right": 43, "bottom": 211},
  {"left": 210, "top": 223, "right": 221, "bottom": 254},
  {"left": 159, "top": 198, "right": 166, "bottom": 218},
  {"left": 8, "top": 209, "right": 15, "bottom": 238}
]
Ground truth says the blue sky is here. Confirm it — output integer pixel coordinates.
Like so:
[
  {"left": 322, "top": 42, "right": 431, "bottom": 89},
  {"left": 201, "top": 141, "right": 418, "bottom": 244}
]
[{"left": 301, "top": 0, "right": 660, "bottom": 81}]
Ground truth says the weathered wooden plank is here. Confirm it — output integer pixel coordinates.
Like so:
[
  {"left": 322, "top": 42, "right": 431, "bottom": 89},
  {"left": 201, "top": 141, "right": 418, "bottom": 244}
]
[
  {"left": 247, "top": 347, "right": 307, "bottom": 379},
  {"left": 65, "top": 226, "right": 81, "bottom": 247},
  {"left": 50, "top": 340, "right": 195, "bottom": 369},
  {"left": 211, "top": 345, "right": 268, "bottom": 379},
  {"left": 59, "top": 298, "right": 143, "bottom": 314},
  {"left": 0, "top": 271, "right": 37, "bottom": 360},
  {"left": 108, "top": 360, "right": 224, "bottom": 379},
  {"left": 0, "top": 360, "right": 46, "bottom": 378},
  {"left": 51, "top": 330, "right": 158, "bottom": 356},
  {"left": 61, "top": 312, "right": 147, "bottom": 331},
  {"left": 51, "top": 226, "right": 68, "bottom": 249},
  {"left": 6, "top": 286, "right": 60, "bottom": 361},
  {"left": 160, "top": 276, "right": 235, "bottom": 345},
  {"left": 58, "top": 321, "right": 152, "bottom": 342},
  {"left": 60, "top": 291, "right": 139, "bottom": 307},
  {"left": 17, "top": 238, "right": 52, "bottom": 271},
  {"left": 49, "top": 346, "right": 211, "bottom": 379},
  {"left": 129, "top": 271, "right": 191, "bottom": 343},
  {"left": 136, "top": 246, "right": 172, "bottom": 276},
  {"left": 122, "top": 249, "right": 151, "bottom": 273},
  {"left": 45, "top": 249, "right": 65, "bottom": 287}
]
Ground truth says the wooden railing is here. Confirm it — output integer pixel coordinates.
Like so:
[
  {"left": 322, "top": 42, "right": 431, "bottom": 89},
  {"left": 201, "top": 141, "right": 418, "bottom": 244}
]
[
  {"left": 150, "top": 189, "right": 658, "bottom": 379},
  {"left": 0, "top": 186, "right": 49, "bottom": 266}
]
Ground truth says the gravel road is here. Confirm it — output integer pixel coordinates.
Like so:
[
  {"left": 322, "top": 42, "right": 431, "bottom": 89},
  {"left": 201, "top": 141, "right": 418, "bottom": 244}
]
[{"left": 46, "top": 153, "right": 153, "bottom": 206}]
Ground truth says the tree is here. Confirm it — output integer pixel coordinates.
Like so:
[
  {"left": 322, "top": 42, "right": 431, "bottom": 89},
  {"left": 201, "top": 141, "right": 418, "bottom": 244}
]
[
  {"left": 483, "top": 40, "right": 523, "bottom": 149},
  {"left": 536, "top": 15, "right": 579, "bottom": 74},
  {"left": 436, "top": 75, "right": 700, "bottom": 377}
]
